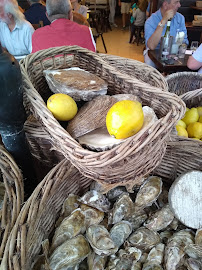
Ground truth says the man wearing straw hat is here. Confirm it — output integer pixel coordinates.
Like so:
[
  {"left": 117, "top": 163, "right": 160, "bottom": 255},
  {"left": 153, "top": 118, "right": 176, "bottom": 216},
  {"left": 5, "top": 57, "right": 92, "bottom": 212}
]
[{"left": 31, "top": 0, "right": 96, "bottom": 53}]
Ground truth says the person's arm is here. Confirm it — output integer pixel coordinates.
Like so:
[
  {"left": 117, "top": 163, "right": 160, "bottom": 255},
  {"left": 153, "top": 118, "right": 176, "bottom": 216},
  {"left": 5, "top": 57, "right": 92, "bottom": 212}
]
[
  {"left": 147, "top": 9, "right": 174, "bottom": 50},
  {"left": 187, "top": 55, "right": 202, "bottom": 71}
]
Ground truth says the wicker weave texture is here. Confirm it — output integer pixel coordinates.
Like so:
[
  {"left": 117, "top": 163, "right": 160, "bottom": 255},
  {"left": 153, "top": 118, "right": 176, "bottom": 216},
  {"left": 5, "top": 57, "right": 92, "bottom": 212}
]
[
  {"left": 20, "top": 46, "right": 185, "bottom": 192},
  {"left": 0, "top": 145, "right": 24, "bottom": 260},
  {"left": 154, "top": 72, "right": 202, "bottom": 181},
  {"left": 24, "top": 116, "right": 64, "bottom": 167},
  {"left": 1, "top": 159, "right": 92, "bottom": 270},
  {"left": 99, "top": 53, "right": 168, "bottom": 91}
]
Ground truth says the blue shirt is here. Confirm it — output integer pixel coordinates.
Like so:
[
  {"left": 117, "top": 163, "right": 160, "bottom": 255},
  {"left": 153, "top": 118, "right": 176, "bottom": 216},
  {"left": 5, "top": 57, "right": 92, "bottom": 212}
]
[
  {"left": 145, "top": 9, "right": 188, "bottom": 49},
  {"left": 192, "top": 43, "right": 202, "bottom": 74},
  {"left": 0, "top": 20, "right": 34, "bottom": 58},
  {"left": 24, "top": 3, "right": 50, "bottom": 26}
]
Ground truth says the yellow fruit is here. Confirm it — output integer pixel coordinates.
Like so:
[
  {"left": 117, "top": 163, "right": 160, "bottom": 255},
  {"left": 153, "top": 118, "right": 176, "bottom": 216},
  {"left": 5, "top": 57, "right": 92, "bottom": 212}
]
[
  {"left": 176, "top": 120, "right": 186, "bottom": 129},
  {"left": 106, "top": 100, "right": 144, "bottom": 139},
  {"left": 176, "top": 126, "right": 188, "bottom": 138},
  {"left": 199, "top": 116, "right": 202, "bottom": 123},
  {"left": 187, "top": 122, "right": 202, "bottom": 139},
  {"left": 47, "top": 93, "right": 78, "bottom": 121},
  {"left": 197, "top": 107, "right": 202, "bottom": 117},
  {"left": 182, "top": 108, "right": 199, "bottom": 126},
  {"left": 186, "top": 107, "right": 190, "bottom": 112}
]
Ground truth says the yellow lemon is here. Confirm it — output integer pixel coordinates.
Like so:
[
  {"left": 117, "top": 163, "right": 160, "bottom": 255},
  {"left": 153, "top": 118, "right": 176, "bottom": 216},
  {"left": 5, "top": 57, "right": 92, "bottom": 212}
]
[
  {"left": 47, "top": 93, "right": 78, "bottom": 121},
  {"left": 199, "top": 116, "right": 202, "bottom": 123},
  {"left": 176, "top": 126, "right": 188, "bottom": 138},
  {"left": 187, "top": 122, "right": 202, "bottom": 139},
  {"left": 106, "top": 100, "right": 144, "bottom": 139},
  {"left": 197, "top": 107, "right": 202, "bottom": 117},
  {"left": 182, "top": 108, "right": 199, "bottom": 126},
  {"left": 176, "top": 120, "right": 186, "bottom": 129},
  {"left": 186, "top": 107, "right": 190, "bottom": 112}
]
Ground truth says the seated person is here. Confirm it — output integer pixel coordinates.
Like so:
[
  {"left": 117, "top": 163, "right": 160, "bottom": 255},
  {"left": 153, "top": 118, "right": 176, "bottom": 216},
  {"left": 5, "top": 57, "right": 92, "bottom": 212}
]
[
  {"left": 73, "top": 11, "right": 89, "bottom": 26},
  {"left": 131, "top": 0, "right": 147, "bottom": 42},
  {"left": 187, "top": 44, "right": 202, "bottom": 74},
  {"left": 24, "top": 0, "right": 51, "bottom": 26},
  {"left": 0, "top": 0, "right": 34, "bottom": 60},
  {"left": 32, "top": 0, "right": 96, "bottom": 53},
  {"left": 144, "top": 0, "right": 188, "bottom": 67},
  {"left": 70, "top": 0, "right": 88, "bottom": 18}
]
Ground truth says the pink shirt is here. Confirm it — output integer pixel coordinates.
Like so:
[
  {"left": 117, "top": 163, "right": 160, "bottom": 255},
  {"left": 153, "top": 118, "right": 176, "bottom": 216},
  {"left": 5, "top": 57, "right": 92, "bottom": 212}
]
[{"left": 32, "top": 18, "right": 96, "bottom": 53}]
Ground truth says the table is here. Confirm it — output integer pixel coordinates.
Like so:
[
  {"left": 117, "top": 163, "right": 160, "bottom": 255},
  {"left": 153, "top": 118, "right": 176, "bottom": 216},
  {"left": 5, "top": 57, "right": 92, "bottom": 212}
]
[{"left": 148, "top": 50, "right": 191, "bottom": 74}]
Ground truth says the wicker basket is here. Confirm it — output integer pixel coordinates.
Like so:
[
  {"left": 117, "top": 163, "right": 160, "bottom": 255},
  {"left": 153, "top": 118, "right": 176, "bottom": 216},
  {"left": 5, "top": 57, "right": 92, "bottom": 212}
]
[
  {"left": 24, "top": 116, "right": 64, "bottom": 167},
  {"left": 154, "top": 80, "right": 202, "bottom": 181},
  {"left": 20, "top": 45, "right": 185, "bottom": 192},
  {"left": 0, "top": 145, "right": 24, "bottom": 259},
  {"left": 99, "top": 53, "right": 168, "bottom": 91},
  {"left": 1, "top": 159, "right": 92, "bottom": 270}
]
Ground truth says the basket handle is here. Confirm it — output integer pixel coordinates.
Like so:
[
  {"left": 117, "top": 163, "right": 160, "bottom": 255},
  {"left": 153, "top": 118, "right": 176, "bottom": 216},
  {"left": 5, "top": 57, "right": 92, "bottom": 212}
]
[{"left": 180, "top": 87, "right": 202, "bottom": 102}]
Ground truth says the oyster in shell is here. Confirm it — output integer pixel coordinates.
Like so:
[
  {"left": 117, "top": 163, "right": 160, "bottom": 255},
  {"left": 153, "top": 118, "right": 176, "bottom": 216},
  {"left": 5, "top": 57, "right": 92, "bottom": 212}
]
[
  {"left": 134, "top": 176, "right": 163, "bottom": 210},
  {"left": 86, "top": 224, "right": 118, "bottom": 256},
  {"left": 118, "top": 246, "right": 142, "bottom": 262},
  {"left": 131, "top": 261, "right": 142, "bottom": 270},
  {"left": 49, "top": 235, "right": 90, "bottom": 270},
  {"left": 184, "top": 243, "right": 202, "bottom": 259},
  {"left": 87, "top": 252, "right": 107, "bottom": 270},
  {"left": 67, "top": 95, "right": 116, "bottom": 138},
  {"left": 129, "top": 227, "right": 161, "bottom": 251},
  {"left": 185, "top": 257, "right": 202, "bottom": 270},
  {"left": 195, "top": 228, "right": 202, "bottom": 246},
  {"left": 108, "top": 193, "right": 134, "bottom": 224},
  {"left": 78, "top": 190, "right": 111, "bottom": 212},
  {"left": 144, "top": 204, "right": 174, "bottom": 231},
  {"left": 142, "top": 243, "right": 164, "bottom": 270},
  {"left": 61, "top": 194, "right": 80, "bottom": 218},
  {"left": 80, "top": 204, "right": 104, "bottom": 228},
  {"left": 125, "top": 208, "right": 148, "bottom": 230},
  {"left": 51, "top": 209, "right": 86, "bottom": 251},
  {"left": 109, "top": 221, "right": 132, "bottom": 248},
  {"left": 164, "top": 230, "right": 194, "bottom": 270}
]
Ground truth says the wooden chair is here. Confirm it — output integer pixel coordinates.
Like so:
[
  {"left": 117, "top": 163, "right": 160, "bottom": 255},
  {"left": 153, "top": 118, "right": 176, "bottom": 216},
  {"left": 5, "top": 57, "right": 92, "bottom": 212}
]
[
  {"left": 129, "top": 25, "right": 144, "bottom": 46},
  {"left": 32, "top": 20, "right": 44, "bottom": 30}
]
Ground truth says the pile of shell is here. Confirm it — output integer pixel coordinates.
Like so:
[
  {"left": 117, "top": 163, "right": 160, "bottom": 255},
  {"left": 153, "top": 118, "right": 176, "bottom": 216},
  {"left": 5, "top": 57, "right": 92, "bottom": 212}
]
[{"left": 34, "top": 176, "right": 202, "bottom": 270}]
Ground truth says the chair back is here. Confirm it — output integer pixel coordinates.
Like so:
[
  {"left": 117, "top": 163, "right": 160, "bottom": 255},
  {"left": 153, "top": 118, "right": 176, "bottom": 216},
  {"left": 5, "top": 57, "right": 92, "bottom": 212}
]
[{"left": 32, "top": 20, "right": 44, "bottom": 30}]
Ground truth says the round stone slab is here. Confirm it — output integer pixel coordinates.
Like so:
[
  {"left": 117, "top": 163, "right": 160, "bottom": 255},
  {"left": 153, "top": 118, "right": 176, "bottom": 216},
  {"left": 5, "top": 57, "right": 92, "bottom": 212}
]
[{"left": 168, "top": 170, "right": 202, "bottom": 229}]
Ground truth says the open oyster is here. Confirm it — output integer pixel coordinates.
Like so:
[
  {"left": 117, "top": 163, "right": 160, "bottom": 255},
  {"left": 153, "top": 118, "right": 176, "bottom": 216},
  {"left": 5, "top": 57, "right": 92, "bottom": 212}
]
[
  {"left": 86, "top": 224, "right": 118, "bottom": 256},
  {"left": 49, "top": 235, "right": 90, "bottom": 270},
  {"left": 78, "top": 190, "right": 111, "bottom": 212}
]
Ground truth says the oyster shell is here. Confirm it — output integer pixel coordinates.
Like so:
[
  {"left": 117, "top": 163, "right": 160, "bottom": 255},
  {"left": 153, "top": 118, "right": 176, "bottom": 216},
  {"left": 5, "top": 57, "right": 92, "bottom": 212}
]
[
  {"left": 67, "top": 95, "right": 116, "bottom": 138},
  {"left": 118, "top": 246, "right": 142, "bottom": 262},
  {"left": 49, "top": 235, "right": 90, "bottom": 270},
  {"left": 142, "top": 243, "right": 164, "bottom": 270},
  {"left": 159, "top": 230, "right": 173, "bottom": 245},
  {"left": 131, "top": 261, "right": 142, "bottom": 270},
  {"left": 107, "top": 186, "right": 127, "bottom": 202},
  {"left": 144, "top": 204, "right": 174, "bottom": 231},
  {"left": 185, "top": 257, "right": 202, "bottom": 270},
  {"left": 109, "top": 221, "right": 132, "bottom": 248},
  {"left": 78, "top": 190, "right": 111, "bottom": 212},
  {"left": 195, "top": 228, "right": 202, "bottom": 246},
  {"left": 184, "top": 243, "right": 202, "bottom": 259},
  {"left": 86, "top": 225, "right": 118, "bottom": 256},
  {"left": 105, "top": 254, "right": 132, "bottom": 270},
  {"left": 128, "top": 227, "right": 161, "bottom": 251},
  {"left": 108, "top": 193, "right": 134, "bottom": 224},
  {"left": 125, "top": 208, "right": 148, "bottom": 230},
  {"left": 134, "top": 176, "right": 163, "bottom": 210},
  {"left": 87, "top": 252, "right": 107, "bottom": 270},
  {"left": 61, "top": 194, "right": 80, "bottom": 218},
  {"left": 80, "top": 204, "right": 104, "bottom": 228},
  {"left": 51, "top": 209, "right": 86, "bottom": 251}
]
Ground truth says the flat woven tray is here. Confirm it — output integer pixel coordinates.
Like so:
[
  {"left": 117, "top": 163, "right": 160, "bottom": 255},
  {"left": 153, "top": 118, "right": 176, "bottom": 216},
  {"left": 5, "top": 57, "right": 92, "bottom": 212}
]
[
  {"left": 0, "top": 145, "right": 24, "bottom": 259},
  {"left": 154, "top": 72, "right": 202, "bottom": 181},
  {"left": 20, "top": 45, "right": 185, "bottom": 192},
  {"left": 99, "top": 53, "right": 168, "bottom": 91},
  {"left": 1, "top": 159, "right": 92, "bottom": 270}
]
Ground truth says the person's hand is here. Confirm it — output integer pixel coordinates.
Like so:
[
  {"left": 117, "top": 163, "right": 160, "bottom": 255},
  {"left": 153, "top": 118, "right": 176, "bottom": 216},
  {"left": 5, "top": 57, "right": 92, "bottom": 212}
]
[{"left": 162, "top": 9, "right": 174, "bottom": 24}]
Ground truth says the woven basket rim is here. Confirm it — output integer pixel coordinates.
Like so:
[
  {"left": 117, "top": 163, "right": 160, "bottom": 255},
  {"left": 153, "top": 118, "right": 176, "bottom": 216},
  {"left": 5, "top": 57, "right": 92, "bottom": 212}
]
[{"left": 166, "top": 71, "right": 202, "bottom": 81}]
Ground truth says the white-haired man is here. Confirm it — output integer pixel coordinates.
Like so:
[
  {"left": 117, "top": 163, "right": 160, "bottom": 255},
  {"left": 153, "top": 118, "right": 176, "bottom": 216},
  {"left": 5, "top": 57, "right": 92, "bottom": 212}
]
[
  {"left": 0, "top": 0, "right": 34, "bottom": 60},
  {"left": 144, "top": 0, "right": 188, "bottom": 66},
  {"left": 31, "top": 0, "right": 96, "bottom": 53}
]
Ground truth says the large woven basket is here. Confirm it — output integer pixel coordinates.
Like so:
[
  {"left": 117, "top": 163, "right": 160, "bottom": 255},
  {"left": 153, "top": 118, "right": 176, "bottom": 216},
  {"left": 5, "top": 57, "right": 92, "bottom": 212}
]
[
  {"left": 1, "top": 159, "right": 92, "bottom": 270},
  {"left": 20, "top": 45, "right": 185, "bottom": 192},
  {"left": 154, "top": 79, "right": 202, "bottom": 181},
  {"left": 99, "top": 53, "right": 168, "bottom": 91},
  {"left": 0, "top": 145, "right": 24, "bottom": 260}
]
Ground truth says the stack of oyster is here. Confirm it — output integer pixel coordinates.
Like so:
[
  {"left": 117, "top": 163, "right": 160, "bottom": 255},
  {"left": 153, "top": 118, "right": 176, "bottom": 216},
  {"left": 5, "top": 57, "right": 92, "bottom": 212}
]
[{"left": 35, "top": 176, "right": 202, "bottom": 270}]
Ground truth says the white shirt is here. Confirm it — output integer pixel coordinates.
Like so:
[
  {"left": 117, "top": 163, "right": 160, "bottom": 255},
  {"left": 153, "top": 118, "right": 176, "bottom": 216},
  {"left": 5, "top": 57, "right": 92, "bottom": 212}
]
[{"left": 0, "top": 20, "right": 34, "bottom": 58}]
